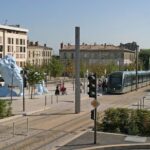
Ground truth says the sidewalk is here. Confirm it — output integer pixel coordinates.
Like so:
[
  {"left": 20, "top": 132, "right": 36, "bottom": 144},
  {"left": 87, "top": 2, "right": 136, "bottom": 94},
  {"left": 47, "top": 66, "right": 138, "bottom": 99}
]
[{"left": 58, "top": 131, "right": 150, "bottom": 150}]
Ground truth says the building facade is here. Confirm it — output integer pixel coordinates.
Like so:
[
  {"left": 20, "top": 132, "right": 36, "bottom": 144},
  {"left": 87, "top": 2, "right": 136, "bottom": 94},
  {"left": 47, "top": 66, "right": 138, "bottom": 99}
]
[
  {"left": 0, "top": 24, "right": 28, "bottom": 67},
  {"left": 59, "top": 43, "right": 136, "bottom": 66},
  {"left": 27, "top": 41, "right": 52, "bottom": 66}
]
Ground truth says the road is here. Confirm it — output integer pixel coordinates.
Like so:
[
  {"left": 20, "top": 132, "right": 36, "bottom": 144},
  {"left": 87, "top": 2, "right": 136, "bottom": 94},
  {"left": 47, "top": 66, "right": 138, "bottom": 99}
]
[{"left": 0, "top": 85, "right": 150, "bottom": 150}]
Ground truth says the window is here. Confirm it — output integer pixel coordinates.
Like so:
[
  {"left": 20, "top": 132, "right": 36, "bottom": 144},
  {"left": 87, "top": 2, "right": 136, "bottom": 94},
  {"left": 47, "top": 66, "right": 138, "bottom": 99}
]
[
  {"left": 20, "top": 39, "right": 23, "bottom": 45},
  {"left": 29, "top": 51, "right": 30, "bottom": 58},
  {"left": 0, "top": 37, "right": 2, "bottom": 44},
  {"left": 16, "top": 38, "right": 19, "bottom": 45},
  {"left": 8, "top": 46, "right": 11, "bottom": 52},
  {"left": 16, "top": 46, "right": 19, "bottom": 52},
  {"left": 8, "top": 38, "right": 11, "bottom": 44},
  {"left": 64, "top": 53, "right": 66, "bottom": 59},
  {"left": 0, "top": 45, "right": 3, "bottom": 52},
  {"left": 20, "top": 47, "right": 23, "bottom": 52},
  {"left": 71, "top": 53, "right": 74, "bottom": 59}
]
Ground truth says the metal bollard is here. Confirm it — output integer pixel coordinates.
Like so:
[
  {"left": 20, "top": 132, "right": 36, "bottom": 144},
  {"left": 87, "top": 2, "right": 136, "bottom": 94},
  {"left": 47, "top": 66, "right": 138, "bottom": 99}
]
[
  {"left": 137, "top": 102, "right": 139, "bottom": 110},
  {"left": 143, "top": 97, "right": 145, "bottom": 108},
  {"left": 45, "top": 95, "right": 47, "bottom": 106},
  {"left": 51, "top": 95, "right": 53, "bottom": 104},
  {"left": 13, "top": 122, "right": 15, "bottom": 137},
  {"left": 56, "top": 95, "right": 58, "bottom": 103},
  {"left": 27, "top": 118, "right": 29, "bottom": 136}
]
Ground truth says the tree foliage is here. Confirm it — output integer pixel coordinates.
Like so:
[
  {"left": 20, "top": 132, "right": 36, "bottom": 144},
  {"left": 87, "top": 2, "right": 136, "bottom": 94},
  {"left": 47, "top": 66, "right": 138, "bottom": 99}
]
[
  {"left": 48, "top": 58, "right": 64, "bottom": 77},
  {"left": 139, "top": 49, "right": 150, "bottom": 70}
]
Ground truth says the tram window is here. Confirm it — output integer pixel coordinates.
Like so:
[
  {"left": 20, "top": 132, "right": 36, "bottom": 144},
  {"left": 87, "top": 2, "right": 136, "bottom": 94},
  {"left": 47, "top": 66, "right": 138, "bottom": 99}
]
[{"left": 109, "top": 75, "right": 122, "bottom": 85}]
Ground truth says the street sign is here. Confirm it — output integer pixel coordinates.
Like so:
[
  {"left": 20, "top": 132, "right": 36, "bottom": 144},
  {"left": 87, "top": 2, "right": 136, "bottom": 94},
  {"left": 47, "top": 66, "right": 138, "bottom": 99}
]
[{"left": 91, "top": 99, "right": 100, "bottom": 108}]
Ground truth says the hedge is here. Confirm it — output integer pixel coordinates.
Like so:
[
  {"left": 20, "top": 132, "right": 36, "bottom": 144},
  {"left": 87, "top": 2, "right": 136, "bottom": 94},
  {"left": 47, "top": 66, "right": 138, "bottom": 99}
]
[
  {"left": 97, "top": 108, "right": 150, "bottom": 136},
  {"left": 0, "top": 100, "right": 12, "bottom": 119}
]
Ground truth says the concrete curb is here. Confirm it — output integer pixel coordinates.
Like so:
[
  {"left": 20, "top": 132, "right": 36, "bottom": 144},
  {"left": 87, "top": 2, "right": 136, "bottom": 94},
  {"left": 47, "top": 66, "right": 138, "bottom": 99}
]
[
  {"left": 0, "top": 106, "right": 52, "bottom": 123},
  {"left": 0, "top": 114, "right": 22, "bottom": 123},
  {"left": 57, "top": 129, "right": 90, "bottom": 149},
  {"left": 79, "top": 143, "right": 150, "bottom": 150}
]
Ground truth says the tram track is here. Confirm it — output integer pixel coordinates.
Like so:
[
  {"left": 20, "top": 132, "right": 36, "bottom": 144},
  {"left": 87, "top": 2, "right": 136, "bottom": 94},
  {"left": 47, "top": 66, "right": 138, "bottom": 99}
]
[{"left": 0, "top": 86, "right": 149, "bottom": 150}]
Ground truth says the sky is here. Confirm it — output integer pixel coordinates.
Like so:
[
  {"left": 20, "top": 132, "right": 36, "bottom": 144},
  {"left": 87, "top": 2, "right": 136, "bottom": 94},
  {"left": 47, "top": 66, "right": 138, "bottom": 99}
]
[{"left": 1, "top": 0, "right": 150, "bottom": 54}]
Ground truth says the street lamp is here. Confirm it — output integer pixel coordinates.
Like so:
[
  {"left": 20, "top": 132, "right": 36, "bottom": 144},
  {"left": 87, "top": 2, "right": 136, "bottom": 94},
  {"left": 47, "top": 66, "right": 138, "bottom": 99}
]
[
  {"left": 10, "top": 65, "right": 14, "bottom": 103},
  {"left": 23, "top": 69, "right": 25, "bottom": 112},
  {"left": 136, "top": 45, "right": 139, "bottom": 91}
]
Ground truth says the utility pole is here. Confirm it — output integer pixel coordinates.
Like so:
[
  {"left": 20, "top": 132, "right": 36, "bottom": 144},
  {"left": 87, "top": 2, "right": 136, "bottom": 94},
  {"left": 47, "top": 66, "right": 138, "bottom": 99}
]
[
  {"left": 23, "top": 69, "right": 25, "bottom": 112},
  {"left": 136, "top": 45, "right": 139, "bottom": 91},
  {"left": 75, "top": 27, "right": 80, "bottom": 113}
]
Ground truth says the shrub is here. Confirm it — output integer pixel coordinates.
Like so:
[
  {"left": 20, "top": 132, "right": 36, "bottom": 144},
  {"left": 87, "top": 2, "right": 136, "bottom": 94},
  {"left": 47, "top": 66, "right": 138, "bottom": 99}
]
[
  {"left": 0, "top": 100, "right": 12, "bottom": 118},
  {"left": 98, "top": 108, "right": 150, "bottom": 136}
]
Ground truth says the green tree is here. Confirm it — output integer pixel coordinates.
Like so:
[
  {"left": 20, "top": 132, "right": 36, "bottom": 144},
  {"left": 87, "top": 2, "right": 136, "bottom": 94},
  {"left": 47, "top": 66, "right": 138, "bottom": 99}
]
[
  {"left": 139, "top": 49, "right": 150, "bottom": 70},
  {"left": 27, "top": 68, "right": 44, "bottom": 99},
  {"left": 48, "top": 58, "right": 64, "bottom": 77}
]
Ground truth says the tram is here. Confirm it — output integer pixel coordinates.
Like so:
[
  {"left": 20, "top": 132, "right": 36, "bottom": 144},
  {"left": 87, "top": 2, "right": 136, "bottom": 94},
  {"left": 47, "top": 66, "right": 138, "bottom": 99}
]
[{"left": 107, "top": 71, "right": 150, "bottom": 94}]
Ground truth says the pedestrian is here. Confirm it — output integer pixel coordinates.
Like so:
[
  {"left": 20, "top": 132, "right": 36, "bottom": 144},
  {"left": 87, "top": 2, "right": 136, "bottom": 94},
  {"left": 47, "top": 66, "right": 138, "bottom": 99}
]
[
  {"left": 102, "top": 80, "right": 107, "bottom": 93},
  {"left": 98, "top": 79, "right": 102, "bottom": 93},
  {"left": 60, "top": 82, "right": 67, "bottom": 95},
  {"left": 80, "top": 82, "right": 83, "bottom": 93},
  {"left": 55, "top": 85, "right": 60, "bottom": 95}
]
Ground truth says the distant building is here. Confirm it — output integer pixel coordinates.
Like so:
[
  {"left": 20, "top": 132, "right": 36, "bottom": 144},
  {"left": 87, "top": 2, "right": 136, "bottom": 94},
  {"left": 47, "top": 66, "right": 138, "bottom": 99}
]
[
  {"left": 27, "top": 41, "right": 52, "bottom": 66},
  {"left": 59, "top": 43, "right": 136, "bottom": 66},
  {"left": 0, "top": 24, "right": 28, "bottom": 67}
]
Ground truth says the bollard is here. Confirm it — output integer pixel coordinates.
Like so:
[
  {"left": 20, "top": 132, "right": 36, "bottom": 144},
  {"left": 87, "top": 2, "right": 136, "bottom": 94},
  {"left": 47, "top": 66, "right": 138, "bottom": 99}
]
[
  {"left": 45, "top": 95, "right": 47, "bottom": 106},
  {"left": 143, "top": 97, "right": 145, "bottom": 108},
  {"left": 56, "top": 95, "right": 58, "bottom": 103},
  {"left": 13, "top": 122, "right": 15, "bottom": 137},
  {"left": 137, "top": 102, "right": 139, "bottom": 110},
  {"left": 51, "top": 95, "right": 53, "bottom": 104},
  {"left": 27, "top": 118, "right": 29, "bottom": 136},
  {"left": 140, "top": 99, "right": 141, "bottom": 110}
]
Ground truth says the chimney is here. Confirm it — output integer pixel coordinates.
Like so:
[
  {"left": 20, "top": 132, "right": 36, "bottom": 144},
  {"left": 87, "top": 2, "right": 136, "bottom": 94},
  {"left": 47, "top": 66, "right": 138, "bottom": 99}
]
[
  {"left": 35, "top": 41, "right": 38, "bottom": 46},
  {"left": 30, "top": 41, "right": 33, "bottom": 46},
  {"left": 44, "top": 44, "right": 46, "bottom": 47},
  {"left": 60, "top": 42, "right": 63, "bottom": 49}
]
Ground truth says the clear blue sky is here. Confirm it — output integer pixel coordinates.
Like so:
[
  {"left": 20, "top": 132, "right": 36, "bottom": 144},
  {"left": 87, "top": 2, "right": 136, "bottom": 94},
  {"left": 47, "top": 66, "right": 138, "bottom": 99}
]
[{"left": 1, "top": 0, "right": 150, "bottom": 54}]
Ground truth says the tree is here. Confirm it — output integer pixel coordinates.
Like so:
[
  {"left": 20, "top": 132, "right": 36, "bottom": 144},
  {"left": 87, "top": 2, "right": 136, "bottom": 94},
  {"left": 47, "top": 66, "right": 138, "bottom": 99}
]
[
  {"left": 26, "top": 68, "right": 44, "bottom": 99},
  {"left": 48, "top": 58, "right": 64, "bottom": 77},
  {"left": 139, "top": 49, "right": 150, "bottom": 70}
]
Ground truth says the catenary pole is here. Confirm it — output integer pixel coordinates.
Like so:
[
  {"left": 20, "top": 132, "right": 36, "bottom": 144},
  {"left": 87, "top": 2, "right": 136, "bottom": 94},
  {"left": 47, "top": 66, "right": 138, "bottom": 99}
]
[
  {"left": 136, "top": 46, "right": 139, "bottom": 91},
  {"left": 75, "top": 27, "right": 80, "bottom": 113}
]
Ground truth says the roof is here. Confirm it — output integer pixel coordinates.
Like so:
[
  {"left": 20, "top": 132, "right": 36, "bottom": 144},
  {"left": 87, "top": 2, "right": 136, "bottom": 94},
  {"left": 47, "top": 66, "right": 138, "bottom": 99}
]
[
  {"left": 0, "top": 24, "right": 28, "bottom": 33},
  {"left": 60, "top": 44, "right": 135, "bottom": 53},
  {"left": 28, "top": 45, "right": 52, "bottom": 50}
]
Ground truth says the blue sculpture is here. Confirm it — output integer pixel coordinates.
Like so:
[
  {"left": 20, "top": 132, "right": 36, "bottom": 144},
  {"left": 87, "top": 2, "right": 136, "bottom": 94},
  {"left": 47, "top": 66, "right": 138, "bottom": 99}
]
[
  {"left": 35, "top": 80, "right": 49, "bottom": 95},
  {"left": 0, "top": 55, "right": 23, "bottom": 96}
]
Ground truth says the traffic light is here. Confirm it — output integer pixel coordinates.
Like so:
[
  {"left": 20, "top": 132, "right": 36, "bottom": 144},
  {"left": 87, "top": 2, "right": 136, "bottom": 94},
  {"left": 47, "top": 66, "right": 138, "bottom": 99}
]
[
  {"left": 88, "top": 73, "right": 97, "bottom": 98},
  {"left": 91, "top": 109, "right": 95, "bottom": 120}
]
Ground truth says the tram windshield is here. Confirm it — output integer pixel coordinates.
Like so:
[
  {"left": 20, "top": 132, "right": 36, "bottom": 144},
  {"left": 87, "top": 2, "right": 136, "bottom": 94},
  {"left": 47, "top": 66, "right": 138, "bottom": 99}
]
[{"left": 109, "top": 74, "right": 122, "bottom": 85}]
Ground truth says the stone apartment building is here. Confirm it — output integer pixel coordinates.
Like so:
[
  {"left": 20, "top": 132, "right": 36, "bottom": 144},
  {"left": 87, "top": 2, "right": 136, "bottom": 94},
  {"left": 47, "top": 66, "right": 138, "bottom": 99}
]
[
  {"left": 27, "top": 41, "right": 52, "bottom": 66},
  {"left": 59, "top": 43, "right": 136, "bottom": 67},
  {"left": 0, "top": 24, "right": 28, "bottom": 67}
]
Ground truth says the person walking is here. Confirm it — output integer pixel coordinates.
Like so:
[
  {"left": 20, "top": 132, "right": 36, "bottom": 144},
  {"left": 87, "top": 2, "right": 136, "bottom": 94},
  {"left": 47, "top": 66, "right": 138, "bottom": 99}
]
[{"left": 55, "top": 85, "right": 60, "bottom": 95}]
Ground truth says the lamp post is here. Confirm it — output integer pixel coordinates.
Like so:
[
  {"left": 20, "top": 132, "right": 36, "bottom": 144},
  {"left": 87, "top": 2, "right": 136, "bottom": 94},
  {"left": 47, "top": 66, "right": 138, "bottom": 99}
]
[
  {"left": 136, "top": 46, "right": 139, "bottom": 91},
  {"left": 10, "top": 65, "right": 14, "bottom": 103},
  {"left": 23, "top": 70, "right": 25, "bottom": 112}
]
